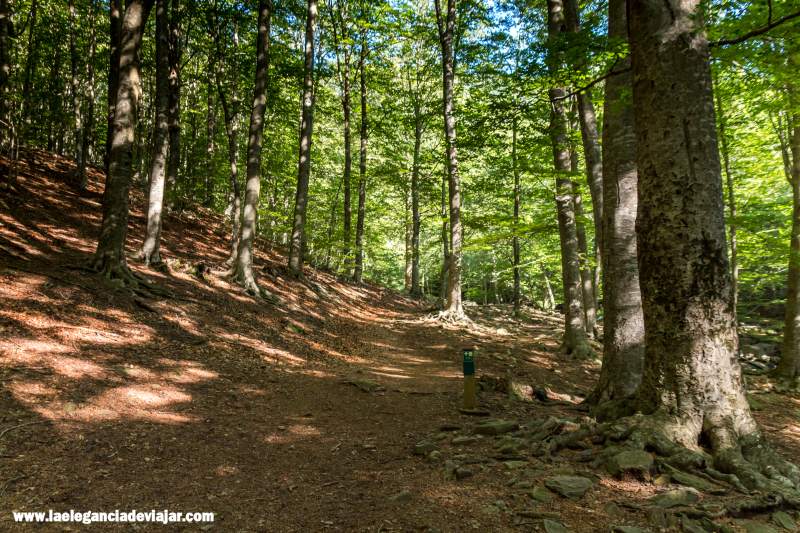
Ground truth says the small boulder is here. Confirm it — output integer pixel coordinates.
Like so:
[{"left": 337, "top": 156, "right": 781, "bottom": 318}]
[
  {"left": 772, "top": 511, "right": 797, "bottom": 531},
  {"left": 389, "top": 490, "right": 413, "bottom": 504},
  {"left": 649, "top": 488, "right": 700, "bottom": 509},
  {"left": 452, "top": 435, "right": 480, "bottom": 445},
  {"left": 611, "top": 527, "right": 650, "bottom": 533},
  {"left": 544, "top": 475, "right": 593, "bottom": 499},
  {"left": 742, "top": 522, "right": 779, "bottom": 533},
  {"left": 455, "top": 467, "right": 474, "bottom": 480},
  {"left": 530, "top": 486, "right": 554, "bottom": 503},
  {"left": 413, "top": 441, "right": 437, "bottom": 456},
  {"left": 606, "top": 450, "right": 654, "bottom": 478}
]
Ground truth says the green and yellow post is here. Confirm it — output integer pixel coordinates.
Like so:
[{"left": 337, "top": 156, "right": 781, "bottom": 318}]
[{"left": 462, "top": 347, "right": 476, "bottom": 410}]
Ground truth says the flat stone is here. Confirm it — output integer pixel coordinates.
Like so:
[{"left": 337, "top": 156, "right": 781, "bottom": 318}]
[
  {"left": 452, "top": 435, "right": 480, "bottom": 445},
  {"left": 473, "top": 419, "right": 519, "bottom": 436},
  {"left": 772, "top": 511, "right": 797, "bottom": 531},
  {"left": 543, "top": 519, "right": 569, "bottom": 533},
  {"left": 413, "top": 441, "right": 437, "bottom": 456},
  {"left": 650, "top": 488, "right": 700, "bottom": 508},
  {"left": 544, "top": 475, "right": 593, "bottom": 499},
  {"left": 504, "top": 461, "right": 528, "bottom": 470},
  {"left": 455, "top": 467, "right": 474, "bottom": 480},
  {"left": 530, "top": 485, "right": 554, "bottom": 503},
  {"left": 389, "top": 490, "right": 413, "bottom": 504},
  {"left": 439, "top": 423, "right": 461, "bottom": 432},
  {"left": 606, "top": 450, "right": 653, "bottom": 478},
  {"left": 611, "top": 527, "right": 650, "bottom": 533}
]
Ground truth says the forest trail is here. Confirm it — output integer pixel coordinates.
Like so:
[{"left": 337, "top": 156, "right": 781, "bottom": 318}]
[{"left": 1, "top": 151, "right": 799, "bottom": 532}]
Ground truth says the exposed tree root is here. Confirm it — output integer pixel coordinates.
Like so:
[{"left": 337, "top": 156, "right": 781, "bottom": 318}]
[
  {"left": 527, "top": 412, "right": 800, "bottom": 515},
  {"left": 430, "top": 308, "right": 474, "bottom": 325},
  {"left": 85, "top": 257, "right": 172, "bottom": 299},
  {"left": 560, "top": 338, "right": 594, "bottom": 360}
]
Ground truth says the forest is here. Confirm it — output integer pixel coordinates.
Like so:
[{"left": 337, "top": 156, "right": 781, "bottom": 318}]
[{"left": 1, "top": 0, "right": 800, "bottom": 530}]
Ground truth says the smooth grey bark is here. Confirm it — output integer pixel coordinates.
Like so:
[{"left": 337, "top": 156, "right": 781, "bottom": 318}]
[
  {"left": 512, "top": 114, "right": 521, "bottom": 316},
  {"left": 435, "top": 0, "right": 465, "bottom": 319},
  {"left": 547, "top": 0, "right": 590, "bottom": 357},
  {"left": 91, "top": 0, "right": 155, "bottom": 280},
  {"left": 714, "top": 78, "right": 738, "bottom": 310},
  {"left": 231, "top": 0, "right": 271, "bottom": 294},
  {"left": 630, "top": 0, "right": 757, "bottom": 451},
  {"left": 404, "top": 187, "right": 412, "bottom": 291},
  {"left": 217, "top": 84, "right": 240, "bottom": 267},
  {"left": 139, "top": 0, "right": 170, "bottom": 266},
  {"left": 105, "top": 0, "right": 123, "bottom": 175},
  {"left": 166, "top": 0, "right": 181, "bottom": 203},
  {"left": 353, "top": 31, "right": 367, "bottom": 283},
  {"left": 288, "top": 0, "right": 318, "bottom": 277},
  {"left": 778, "top": 55, "right": 800, "bottom": 383},
  {"left": 586, "top": 0, "right": 644, "bottom": 414}
]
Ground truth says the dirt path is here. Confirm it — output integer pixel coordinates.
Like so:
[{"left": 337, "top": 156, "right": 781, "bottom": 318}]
[{"left": 2, "top": 151, "right": 799, "bottom": 532}]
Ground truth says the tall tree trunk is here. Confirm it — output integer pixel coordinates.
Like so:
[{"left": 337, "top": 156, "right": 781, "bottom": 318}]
[
  {"left": 21, "top": 0, "right": 38, "bottom": 140},
  {"left": 778, "top": 56, "right": 800, "bottom": 384},
  {"left": 342, "top": 61, "right": 352, "bottom": 271},
  {"left": 630, "top": 0, "right": 763, "bottom": 459},
  {"left": 586, "top": 0, "right": 644, "bottom": 414},
  {"left": 69, "top": 0, "right": 85, "bottom": 188},
  {"left": 542, "top": 269, "right": 555, "bottom": 311},
  {"left": 0, "top": 0, "right": 10, "bottom": 98},
  {"left": 435, "top": 0, "right": 465, "bottom": 319},
  {"left": 231, "top": 0, "right": 271, "bottom": 294},
  {"left": 288, "top": 0, "right": 318, "bottom": 277},
  {"left": 166, "top": 0, "right": 181, "bottom": 204},
  {"left": 204, "top": 74, "right": 215, "bottom": 207},
  {"left": 547, "top": 0, "right": 590, "bottom": 357},
  {"left": 410, "top": 103, "right": 422, "bottom": 297},
  {"left": 714, "top": 78, "right": 738, "bottom": 311},
  {"left": 105, "top": 0, "right": 123, "bottom": 175},
  {"left": 353, "top": 31, "right": 368, "bottom": 283},
  {"left": 217, "top": 86, "right": 240, "bottom": 267},
  {"left": 512, "top": 115, "right": 521, "bottom": 316},
  {"left": 439, "top": 168, "right": 450, "bottom": 306},
  {"left": 139, "top": 0, "right": 170, "bottom": 266},
  {"left": 82, "top": 0, "right": 98, "bottom": 176},
  {"left": 404, "top": 187, "right": 412, "bottom": 291},
  {"left": 91, "top": 0, "right": 155, "bottom": 281}
]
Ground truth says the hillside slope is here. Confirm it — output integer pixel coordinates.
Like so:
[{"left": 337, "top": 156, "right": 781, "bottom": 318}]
[{"left": 1, "top": 150, "right": 798, "bottom": 532}]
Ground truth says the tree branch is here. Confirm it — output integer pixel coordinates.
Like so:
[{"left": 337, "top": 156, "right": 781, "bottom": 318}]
[{"left": 712, "top": 9, "right": 800, "bottom": 47}]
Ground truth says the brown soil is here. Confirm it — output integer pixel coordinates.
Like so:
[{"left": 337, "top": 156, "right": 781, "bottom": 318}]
[{"left": 0, "top": 150, "right": 798, "bottom": 532}]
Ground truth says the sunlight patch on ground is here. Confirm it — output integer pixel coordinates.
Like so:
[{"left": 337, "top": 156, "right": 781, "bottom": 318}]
[{"left": 264, "top": 423, "right": 322, "bottom": 444}]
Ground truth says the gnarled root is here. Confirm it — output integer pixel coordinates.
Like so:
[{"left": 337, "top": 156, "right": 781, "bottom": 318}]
[{"left": 87, "top": 256, "right": 171, "bottom": 299}]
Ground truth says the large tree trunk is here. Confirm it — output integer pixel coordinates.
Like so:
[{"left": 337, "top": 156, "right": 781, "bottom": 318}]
[
  {"left": 353, "top": 31, "right": 368, "bottom": 283},
  {"left": 512, "top": 115, "right": 521, "bottom": 316},
  {"left": 547, "top": 0, "right": 590, "bottom": 357},
  {"left": 231, "top": 0, "right": 271, "bottom": 295},
  {"left": 166, "top": 0, "right": 181, "bottom": 204},
  {"left": 778, "top": 65, "right": 800, "bottom": 384},
  {"left": 404, "top": 188, "right": 412, "bottom": 291},
  {"left": 217, "top": 86, "right": 240, "bottom": 267},
  {"left": 631, "top": 0, "right": 756, "bottom": 453},
  {"left": 410, "top": 104, "right": 422, "bottom": 297},
  {"left": 139, "top": 0, "right": 170, "bottom": 266},
  {"left": 105, "top": 0, "right": 123, "bottom": 175},
  {"left": 0, "top": 0, "right": 10, "bottom": 98},
  {"left": 91, "top": 0, "right": 155, "bottom": 281},
  {"left": 586, "top": 0, "right": 644, "bottom": 414},
  {"left": 435, "top": 0, "right": 465, "bottom": 319},
  {"left": 288, "top": 0, "right": 318, "bottom": 277}
]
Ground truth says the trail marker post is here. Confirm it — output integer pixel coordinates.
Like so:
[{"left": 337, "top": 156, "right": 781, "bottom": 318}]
[{"left": 462, "top": 347, "right": 476, "bottom": 410}]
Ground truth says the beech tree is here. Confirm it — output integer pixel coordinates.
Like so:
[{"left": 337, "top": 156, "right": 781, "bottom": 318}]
[
  {"left": 546, "top": 0, "right": 590, "bottom": 358},
  {"left": 629, "top": 0, "right": 800, "bottom": 490},
  {"left": 139, "top": 0, "right": 170, "bottom": 266},
  {"left": 585, "top": 0, "right": 644, "bottom": 414},
  {"left": 288, "top": 0, "right": 318, "bottom": 277},
  {"left": 230, "top": 0, "right": 272, "bottom": 295},
  {"left": 90, "top": 0, "right": 155, "bottom": 285},
  {"left": 434, "top": 0, "right": 465, "bottom": 320}
]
